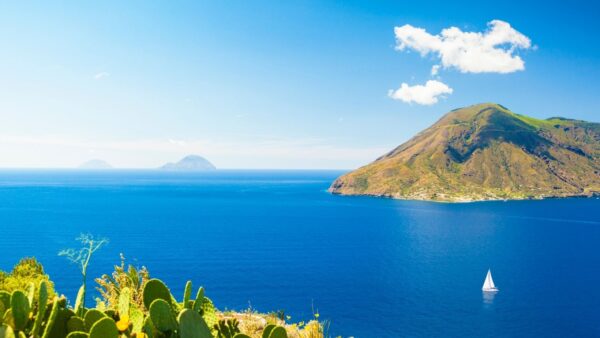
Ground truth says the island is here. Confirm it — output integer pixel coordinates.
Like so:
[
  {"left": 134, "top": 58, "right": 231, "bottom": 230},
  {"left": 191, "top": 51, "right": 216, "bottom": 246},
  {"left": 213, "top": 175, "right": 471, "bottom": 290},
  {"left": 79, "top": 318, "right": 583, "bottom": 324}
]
[
  {"left": 160, "top": 155, "right": 216, "bottom": 171},
  {"left": 329, "top": 103, "right": 600, "bottom": 202},
  {"left": 78, "top": 159, "right": 113, "bottom": 169}
]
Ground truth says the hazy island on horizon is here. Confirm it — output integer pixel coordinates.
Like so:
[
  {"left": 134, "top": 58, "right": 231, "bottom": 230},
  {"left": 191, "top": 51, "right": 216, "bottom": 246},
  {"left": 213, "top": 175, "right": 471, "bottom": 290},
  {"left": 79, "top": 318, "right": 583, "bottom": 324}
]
[
  {"left": 78, "top": 159, "right": 113, "bottom": 170},
  {"left": 330, "top": 103, "right": 600, "bottom": 202},
  {"left": 160, "top": 154, "right": 216, "bottom": 171}
]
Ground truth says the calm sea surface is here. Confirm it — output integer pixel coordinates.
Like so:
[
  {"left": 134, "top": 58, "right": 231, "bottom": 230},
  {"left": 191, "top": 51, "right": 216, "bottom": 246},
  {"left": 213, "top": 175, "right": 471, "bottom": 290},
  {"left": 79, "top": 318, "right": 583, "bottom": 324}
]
[{"left": 0, "top": 170, "right": 599, "bottom": 337}]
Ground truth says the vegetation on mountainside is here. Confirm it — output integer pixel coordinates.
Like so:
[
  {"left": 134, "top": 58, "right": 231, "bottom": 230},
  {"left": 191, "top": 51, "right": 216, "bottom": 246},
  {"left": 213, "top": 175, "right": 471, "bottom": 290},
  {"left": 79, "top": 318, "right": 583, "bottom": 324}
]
[
  {"left": 0, "top": 236, "right": 326, "bottom": 338},
  {"left": 330, "top": 103, "right": 600, "bottom": 202}
]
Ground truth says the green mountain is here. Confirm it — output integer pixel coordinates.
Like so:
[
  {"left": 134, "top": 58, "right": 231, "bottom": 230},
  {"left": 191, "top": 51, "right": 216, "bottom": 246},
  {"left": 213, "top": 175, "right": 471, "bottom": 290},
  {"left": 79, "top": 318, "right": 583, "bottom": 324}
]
[{"left": 330, "top": 103, "right": 600, "bottom": 202}]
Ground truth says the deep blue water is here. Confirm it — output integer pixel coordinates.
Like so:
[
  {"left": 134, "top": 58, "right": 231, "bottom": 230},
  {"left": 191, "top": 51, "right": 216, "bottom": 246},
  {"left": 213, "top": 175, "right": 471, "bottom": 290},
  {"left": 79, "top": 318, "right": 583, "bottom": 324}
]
[{"left": 1, "top": 170, "right": 599, "bottom": 337}]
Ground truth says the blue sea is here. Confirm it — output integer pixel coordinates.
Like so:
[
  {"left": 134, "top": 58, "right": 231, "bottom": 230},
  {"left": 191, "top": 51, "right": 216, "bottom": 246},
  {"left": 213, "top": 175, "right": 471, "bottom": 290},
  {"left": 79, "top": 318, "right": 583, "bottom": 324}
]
[{"left": 1, "top": 170, "right": 599, "bottom": 337}]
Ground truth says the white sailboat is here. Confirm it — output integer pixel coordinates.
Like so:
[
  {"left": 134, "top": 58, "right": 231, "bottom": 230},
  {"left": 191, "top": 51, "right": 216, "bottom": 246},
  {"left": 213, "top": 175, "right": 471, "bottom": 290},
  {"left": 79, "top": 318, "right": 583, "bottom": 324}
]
[{"left": 482, "top": 269, "right": 499, "bottom": 292}]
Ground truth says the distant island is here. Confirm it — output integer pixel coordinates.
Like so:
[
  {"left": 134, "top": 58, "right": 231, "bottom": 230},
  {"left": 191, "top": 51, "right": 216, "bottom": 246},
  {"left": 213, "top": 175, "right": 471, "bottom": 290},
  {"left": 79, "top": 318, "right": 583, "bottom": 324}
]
[
  {"left": 78, "top": 159, "right": 113, "bottom": 169},
  {"left": 160, "top": 154, "right": 216, "bottom": 171},
  {"left": 330, "top": 103, "right": 600, "bottom": 202}
]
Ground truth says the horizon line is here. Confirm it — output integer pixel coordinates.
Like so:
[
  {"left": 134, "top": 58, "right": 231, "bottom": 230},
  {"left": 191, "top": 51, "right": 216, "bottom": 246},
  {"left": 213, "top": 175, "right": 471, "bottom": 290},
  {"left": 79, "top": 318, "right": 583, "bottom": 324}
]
[{"left": 0, "top": 167, "right": 351, "bottom": 171}]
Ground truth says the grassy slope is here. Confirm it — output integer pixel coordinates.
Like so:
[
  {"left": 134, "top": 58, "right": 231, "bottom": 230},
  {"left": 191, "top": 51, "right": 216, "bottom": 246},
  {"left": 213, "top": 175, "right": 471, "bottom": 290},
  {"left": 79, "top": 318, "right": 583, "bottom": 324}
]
[{"left": 330, "top": 103, "right": 600, "bottom": 202}]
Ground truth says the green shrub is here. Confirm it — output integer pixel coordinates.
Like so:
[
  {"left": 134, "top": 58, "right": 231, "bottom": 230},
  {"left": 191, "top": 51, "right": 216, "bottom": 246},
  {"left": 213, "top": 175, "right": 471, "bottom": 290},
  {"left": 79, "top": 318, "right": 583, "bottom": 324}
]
[
  {"left": 95, "top": 254, "right": 150, "bottom": 312},
  {"left": 0, "top": 257, "right": 56, "bottom": 302}
]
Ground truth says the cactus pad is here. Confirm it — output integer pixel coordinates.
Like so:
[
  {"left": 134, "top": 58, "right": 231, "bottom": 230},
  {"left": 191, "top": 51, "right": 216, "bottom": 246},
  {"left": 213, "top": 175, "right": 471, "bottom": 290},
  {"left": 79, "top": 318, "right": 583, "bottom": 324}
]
[
  {"left": 83, "top": 309, "right": 107, "bottom": 332},
  {"left": 118, "top": 287, "right": 131, "bottom": 317},
  {"left": 183, "top": 281, "right": 193, "bottom": 309},
  {"left": 149, "top": 299, "right": 177, "bottom": 332},
  {"left": 89, "top": 317, "right": 119, "bottom": 338},
  {"left": 178, "top": 308, "right": 212, "bottom": 338},
  {"left": 262, "top": 324, "right": 275, "bottom": 338},
  {"left": 143, "top": 279, "right": 172, "bottom": 310},
  {"left": 32, "top": 281, "right": 49, "bottom": 336},
  {"left": 10, "top": 290, "right": 30, "bottom": 331},
  {"left": 268, "top": 326, "right": 288, "bottom": 338},
  {"left": 67, "top": 316, "right": 85, "bottom": 333}
]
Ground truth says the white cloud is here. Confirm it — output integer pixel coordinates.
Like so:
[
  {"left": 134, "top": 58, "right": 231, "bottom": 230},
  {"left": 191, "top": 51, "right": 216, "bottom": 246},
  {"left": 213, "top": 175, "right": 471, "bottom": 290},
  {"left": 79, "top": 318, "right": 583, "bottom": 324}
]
[
  {"left": 93, "top": 72, "right": 110, "bottom": 80},
  {"left": 394, "top": 20, "right": 531, "bottom": 74},
  {"left": 388, "top": 80, "right": 453, "bottom": 105},
  {"left": 431, "top": 65, "right": 440, "bottom": 76}
]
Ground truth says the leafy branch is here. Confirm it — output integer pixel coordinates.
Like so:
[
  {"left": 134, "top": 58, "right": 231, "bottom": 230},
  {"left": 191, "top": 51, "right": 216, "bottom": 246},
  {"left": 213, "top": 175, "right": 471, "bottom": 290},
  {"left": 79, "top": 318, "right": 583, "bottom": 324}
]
[{"left": 59, "top": 233, "right": 108, "bottom": 313}]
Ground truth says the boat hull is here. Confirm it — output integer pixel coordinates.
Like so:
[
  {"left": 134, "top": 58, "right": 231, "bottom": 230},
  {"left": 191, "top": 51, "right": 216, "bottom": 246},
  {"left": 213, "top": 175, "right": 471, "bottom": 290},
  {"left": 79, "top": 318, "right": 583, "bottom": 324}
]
[{"left": 482, "top": 288, "right": 499, "bottom": 292}]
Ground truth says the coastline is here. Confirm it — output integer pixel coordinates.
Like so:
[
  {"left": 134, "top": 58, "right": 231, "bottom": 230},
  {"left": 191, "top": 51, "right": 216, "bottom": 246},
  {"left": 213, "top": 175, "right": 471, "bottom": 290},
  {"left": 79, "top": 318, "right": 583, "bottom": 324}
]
[{"left": 328, "top": 189, "right": 600, "bottom": 203}]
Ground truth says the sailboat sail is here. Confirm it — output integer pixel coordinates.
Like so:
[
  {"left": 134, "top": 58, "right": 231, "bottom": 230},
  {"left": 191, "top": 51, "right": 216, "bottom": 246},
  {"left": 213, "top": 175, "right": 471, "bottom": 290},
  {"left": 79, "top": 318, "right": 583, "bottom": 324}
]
[{"left": 482, "top": 269, "right": 498, "bottom": 291}]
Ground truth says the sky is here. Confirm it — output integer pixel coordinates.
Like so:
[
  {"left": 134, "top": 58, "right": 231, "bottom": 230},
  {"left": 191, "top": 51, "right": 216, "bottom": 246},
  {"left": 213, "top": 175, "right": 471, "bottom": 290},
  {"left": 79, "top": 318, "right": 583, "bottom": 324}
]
[{"left": 0, "top": 0, "right": 599, "bottom": 169}]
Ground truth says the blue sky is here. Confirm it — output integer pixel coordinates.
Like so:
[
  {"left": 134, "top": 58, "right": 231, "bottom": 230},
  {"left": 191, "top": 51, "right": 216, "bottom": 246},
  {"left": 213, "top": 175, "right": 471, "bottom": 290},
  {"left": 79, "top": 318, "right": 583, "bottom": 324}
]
[{"left": 0, "top": 0, "right": 598, "bottom": 169}]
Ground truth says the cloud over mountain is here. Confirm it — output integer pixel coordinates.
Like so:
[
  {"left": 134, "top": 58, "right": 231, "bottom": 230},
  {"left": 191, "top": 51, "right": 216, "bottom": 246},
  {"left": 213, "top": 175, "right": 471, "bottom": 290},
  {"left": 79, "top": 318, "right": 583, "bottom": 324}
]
[
  {"left": 394, "top": 20, "right": 531, "bottom": 74},
  {"left": 388, "top": 80, "right": 453, "bottom": 105}
]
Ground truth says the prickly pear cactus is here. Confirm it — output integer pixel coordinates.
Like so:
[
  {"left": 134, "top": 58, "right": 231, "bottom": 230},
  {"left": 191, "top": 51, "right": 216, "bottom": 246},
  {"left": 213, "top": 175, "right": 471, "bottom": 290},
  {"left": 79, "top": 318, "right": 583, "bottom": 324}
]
[
  {"left": 192, "top": 287, "right": 204, "bottom": 313},
  {"left": 74, "top": 286, "right": 85, "bottom": 316},
  {"left": 31, "top": 281, "right": 49, "bottom": 336},
  {"left": 45, "top": 306, "right": 75, "bottom": 338},
  {"left": 66, "top": 332, "right": 89, "bottom": 338},
  {"left": 262, "top": 324, "right": 275, "bottom": 338},
  {"left": 178, "top": 308, "right": 213, "bottom": 338},
  {"left": 10, "top": 290, "right": 30, "bottom": 331},
  {"left": 83, "top": 309, "right": 106, "bottom": 332},
  {"left": 89, "top": 317, "right": 119, "bottom": 338},
  {"left": 268, "top": 326, "right": 288, "bottom": 338},
  {"left": 149, "top": 299, "right": 177, "bottom": 332},
  {"left": 67, "top": 316, "right": 85, "bottom": 333},
  {"left": 183, "top": 281, "right": 193, "bottom": 309},
  {"left": 215, "top": 318, "right": 240, "bottom": 338},
  {"left": 142, "top": 315, "right": 160, "bottom": 337},
  {"left": 41, "top": 297, "right": 60, "bottom": 338},
  {"left": 118, "top": 287, "right": 131, "bottom": 317},
  {"left": 129, "top": 306, "right": 144, "bottom": 333},
  {"left": 143, "top": 279, "right": 173, "bottom": 310}
]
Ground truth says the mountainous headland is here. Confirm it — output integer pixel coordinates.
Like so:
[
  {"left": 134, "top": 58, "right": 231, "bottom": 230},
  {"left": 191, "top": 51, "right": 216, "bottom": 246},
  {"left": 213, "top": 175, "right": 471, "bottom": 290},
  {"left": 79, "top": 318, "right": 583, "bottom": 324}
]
[
  {"left": 160, "top": 155, "right": 216, "bottom": 171},
  {"left": 78, "top": 159, "right": 113, "bottom": 169},
  {"left": 330, "top": 103, "right": 600, "bottom": 202}
]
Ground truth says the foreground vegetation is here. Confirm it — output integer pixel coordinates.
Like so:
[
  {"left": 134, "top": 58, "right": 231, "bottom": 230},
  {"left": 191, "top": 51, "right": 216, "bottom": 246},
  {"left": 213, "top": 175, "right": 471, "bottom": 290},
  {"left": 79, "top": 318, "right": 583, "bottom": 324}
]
[{"left": 0, "top": 255, "right": 325, "bottom": 338}]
